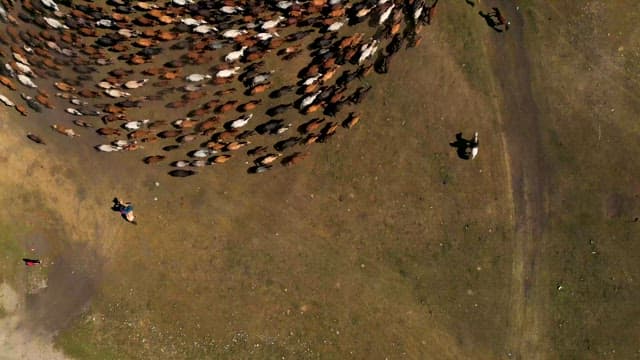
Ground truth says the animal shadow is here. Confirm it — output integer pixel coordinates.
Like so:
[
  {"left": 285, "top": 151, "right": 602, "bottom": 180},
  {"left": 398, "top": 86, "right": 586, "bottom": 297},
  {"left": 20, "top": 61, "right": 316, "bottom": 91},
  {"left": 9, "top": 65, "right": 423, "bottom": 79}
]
[
  {"left": 449, "top": 132, "right": 473, "bottom": 160},
  {"left": 479, "top": 11, "right": 503, "bottom": 32}
]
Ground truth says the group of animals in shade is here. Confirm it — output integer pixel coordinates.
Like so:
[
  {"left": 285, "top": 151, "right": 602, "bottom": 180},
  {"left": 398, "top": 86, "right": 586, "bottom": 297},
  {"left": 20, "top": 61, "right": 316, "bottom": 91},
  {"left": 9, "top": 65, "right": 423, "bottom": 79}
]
[{"left": 0, "top": 0, "right": 437, "bottom": 176}]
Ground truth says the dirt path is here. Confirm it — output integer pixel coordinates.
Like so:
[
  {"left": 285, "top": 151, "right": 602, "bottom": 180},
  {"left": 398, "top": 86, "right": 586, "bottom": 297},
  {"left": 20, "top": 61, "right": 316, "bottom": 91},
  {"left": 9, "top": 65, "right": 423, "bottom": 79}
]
[{"left": 484, "top": 3, "right": 548, "bottom": 358}]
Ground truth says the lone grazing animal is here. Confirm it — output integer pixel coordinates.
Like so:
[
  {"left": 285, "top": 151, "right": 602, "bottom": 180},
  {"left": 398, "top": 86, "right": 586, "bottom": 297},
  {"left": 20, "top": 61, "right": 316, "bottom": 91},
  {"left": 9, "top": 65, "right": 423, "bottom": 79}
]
[
  {"left": 0, "top": 94, "right": 15, "bottom": 107},
  {"left": 52, "top": 124, "right": 79, "bottom": 137},
  {"left": 144, "top": 155, "right": 166, "bottom": 164},
  {"left": 342, "top": 112, "right": 361, "bottom": 129},
  {"left": 26, "top": 132, "right": 46, "bottom": 145},
  {"left": 256, "top": 153, "right": 282, "bottom": 166},
  {"left": 282, "top": 152, "right": 309, "bottom": 166},
  {"left": 95, "top": 144, "right": 121, "bottom": 152},
  {"left": 210, "top": 155, "right": 232, "bottom": 164}
]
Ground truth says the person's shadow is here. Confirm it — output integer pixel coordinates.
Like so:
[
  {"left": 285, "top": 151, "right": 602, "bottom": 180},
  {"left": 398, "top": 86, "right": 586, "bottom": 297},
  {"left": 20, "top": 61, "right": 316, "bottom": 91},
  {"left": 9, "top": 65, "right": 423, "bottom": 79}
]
[
  {"left": 479, "top": 11, "right": 503, "bottom": 32},
  {"left": 450, "top": 132, "right": 473, "bottom": 160}
]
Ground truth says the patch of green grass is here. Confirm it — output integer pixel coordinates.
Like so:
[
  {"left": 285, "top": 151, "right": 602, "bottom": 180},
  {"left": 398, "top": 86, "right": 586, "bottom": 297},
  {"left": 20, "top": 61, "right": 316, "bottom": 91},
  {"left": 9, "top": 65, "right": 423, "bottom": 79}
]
[
  {"left": 56, "top": 318, "right": 123, "bottom": 360},
  {"left": 545, "top": 128, "right": 574, "bottom": 166},
  {"left": 439, "top": 1, "right": 495, "bottom": 93},
  {"left": 0, "top": 223, "right": 26, "bottom": 283}
]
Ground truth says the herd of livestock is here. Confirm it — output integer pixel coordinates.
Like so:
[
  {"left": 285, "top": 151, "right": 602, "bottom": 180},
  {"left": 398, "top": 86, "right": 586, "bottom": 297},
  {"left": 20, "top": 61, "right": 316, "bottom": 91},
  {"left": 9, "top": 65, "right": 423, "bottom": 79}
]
[{"left": 0, "top": 0, "right": 437, "bottom": 176}]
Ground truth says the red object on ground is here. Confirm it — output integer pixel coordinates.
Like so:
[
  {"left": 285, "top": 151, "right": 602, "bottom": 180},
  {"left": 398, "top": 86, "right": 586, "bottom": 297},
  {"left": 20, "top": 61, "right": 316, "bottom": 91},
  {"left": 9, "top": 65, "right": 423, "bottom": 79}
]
[{"left": 23, "top": 259, "right": 40, "bottom": 266}]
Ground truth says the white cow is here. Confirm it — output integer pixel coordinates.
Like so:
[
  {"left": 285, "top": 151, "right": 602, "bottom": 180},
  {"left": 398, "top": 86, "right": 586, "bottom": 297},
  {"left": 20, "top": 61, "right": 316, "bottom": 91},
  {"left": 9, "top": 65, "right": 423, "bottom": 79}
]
[
  {"left": 222, "top": 29, "right": 247, "bottom": 38},
  {"left": 303, "top": 73, "right": 322, "bottom": 86},
  {"left": 43, "top": 17, "right": 69, "bottom": 29},
  {"left": 124, "top": 79, "right": 149, "bottom": 89},
  {"left": 97, "top": 81, "right": 116, "bottom": 89},
  {"left": 40, "top": 0, "right": 60, "bottom": 12},
  {"left": 13, "top": 52, "right": 29, "bottom": 65},
  {"left": 14, "top": 62, "right": 35, "bottom": 76},
  {"left": 185, "top": 74, "right": 212, "bottom": 82},
  {"left": 123, "top": 119, "right": 149, "bottom": 130},
  {"left": 17, "top": 74, "right": 37, "bottom": 88},
  {"left": 229, "top": 113, "right": 253, "bottom": 129},
  {"left": 95, "top": 144, "right": 122, "bottom": 152},
  {"left": 216, "top": 67, "right": 240, "bottom": 78},
  {"left": 378, "top": 4, "right": 395, "bottom": 25},
  {"left": 104, "top": 89, "right": 131, "bottom": 98},
  {"left": 471, "top": 132, "right": 479, "bottom": 160},
  {"left": 193, "top": 24, "right": 218, "bottom": 34},
  {"left": 192, "top": 149, "right": 216, "bottom": 158},
  {"left": 65, "top": 107, "right": 84, "bottom": 116},
  {"left": 224, "top": 46, "right": 247, "bottom": 63},
  {"left": 221, "top": 5, "right": 243, "bottom": 14},
  {"left": 0, "top": 94, "right": 15, "bottom": 107},
  {"left": 327, "top": 21, "right": 344, "bottom": 32},
  {"left": 301, "top": 91, "right": 321, "bottom": 109},
  {"left": 181, "top": 18, "right": 206, "bottom": 26},
  {"left": 262, "top": 16, "right": 284, "bottom": 30},
  {"left": 358, "top": 40, "right": 379, "bottom": 64}
]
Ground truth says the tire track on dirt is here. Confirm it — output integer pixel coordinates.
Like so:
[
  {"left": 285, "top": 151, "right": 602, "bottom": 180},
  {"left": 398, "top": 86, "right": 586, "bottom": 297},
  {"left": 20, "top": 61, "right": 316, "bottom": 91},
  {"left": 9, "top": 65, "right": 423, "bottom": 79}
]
[{"left": 484, "top": 3, "right": 548, "bottom": 358}]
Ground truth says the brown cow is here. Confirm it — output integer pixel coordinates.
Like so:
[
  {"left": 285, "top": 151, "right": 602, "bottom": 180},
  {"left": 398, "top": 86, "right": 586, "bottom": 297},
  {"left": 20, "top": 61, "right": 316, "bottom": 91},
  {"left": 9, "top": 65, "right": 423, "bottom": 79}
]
[
  {"left": 225, "top": 141, "right": 250, "bottom": 151},
  {"left": 304, "top": 102, "right": 325, "bottom": 114},
  {"left": 197, "top": 119, "right": 218, "bottom": 132},
  {"left": 303, "top": 134, "right": 321, "bottom": 145},
  {"left": 52, "top": 124, "right": 78, "bottom": 137},
  {"left": 158, "top": 130, "right": 182, "bottom": 138},
  {"left": 144, "top": 155, "right": 166, "bottom": 164},
  {"left": 173, "top": 118, "right": 198, "bottom": 129},
  {"left": 15, "top": 104, "right": 28, "bottom": 116},
  {"left": 215, "top": 100, "right": 238, "bottom": 113},
  {"left": 35, "top": 95, "right": 54, "bottom": 109},
  {"left": 103, "top": 104, "right": 124, "bottom": 114},
  {"left": 128, "top": 130, "right": 153, "bottom": 140},
  {"left": 210, "top": 155, "right": 232, "bottom": 164},
  {"left": 301, "top": 118, "right": 325, "bottom": 133},
  {"left": 342, "top": 112, "right": 361, "bottom": 129},
  {"left": 0, "top": 76, "right": 17, "bottom": 91},
  {"left": 206, "top": 141, "right": 226, "bottom": 151},
  {"left": 238, "top": 100, "right": 261, "bottom": 112},
  {"left": 247, "top": 146, "right": 268, "bottom": 156},
  {"left": 250, "top": 83, "right": 271, "bottom": 95},
  {"left": 282, "top": 152, "right": 309, "bottom": 166},
  {"left": 214, "top": 129, "right": 239, "bottom": 142},
  {"left": 97, "top": 127, "right": 122, "bottom": 136},
  {"left": 54, "top": 81, "right": 75, "bottom": 92}
]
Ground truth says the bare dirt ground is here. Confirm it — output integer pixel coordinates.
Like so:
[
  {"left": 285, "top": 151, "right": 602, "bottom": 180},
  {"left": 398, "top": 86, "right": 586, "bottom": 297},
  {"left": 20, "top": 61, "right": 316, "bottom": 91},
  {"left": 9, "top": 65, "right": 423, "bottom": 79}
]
[
  {"left": 484, "top": 1, "right": 548, "bottom": 357},
  {"left": 1, "top": 0, "right": 640, "bottom": 359}
]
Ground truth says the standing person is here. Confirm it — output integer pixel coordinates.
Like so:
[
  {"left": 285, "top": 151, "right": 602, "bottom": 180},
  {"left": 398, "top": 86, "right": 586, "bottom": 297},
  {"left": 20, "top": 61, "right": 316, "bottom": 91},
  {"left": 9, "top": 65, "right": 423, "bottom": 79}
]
[{"left": 112, "top": 198, "right": 137, "bottom": 225}]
